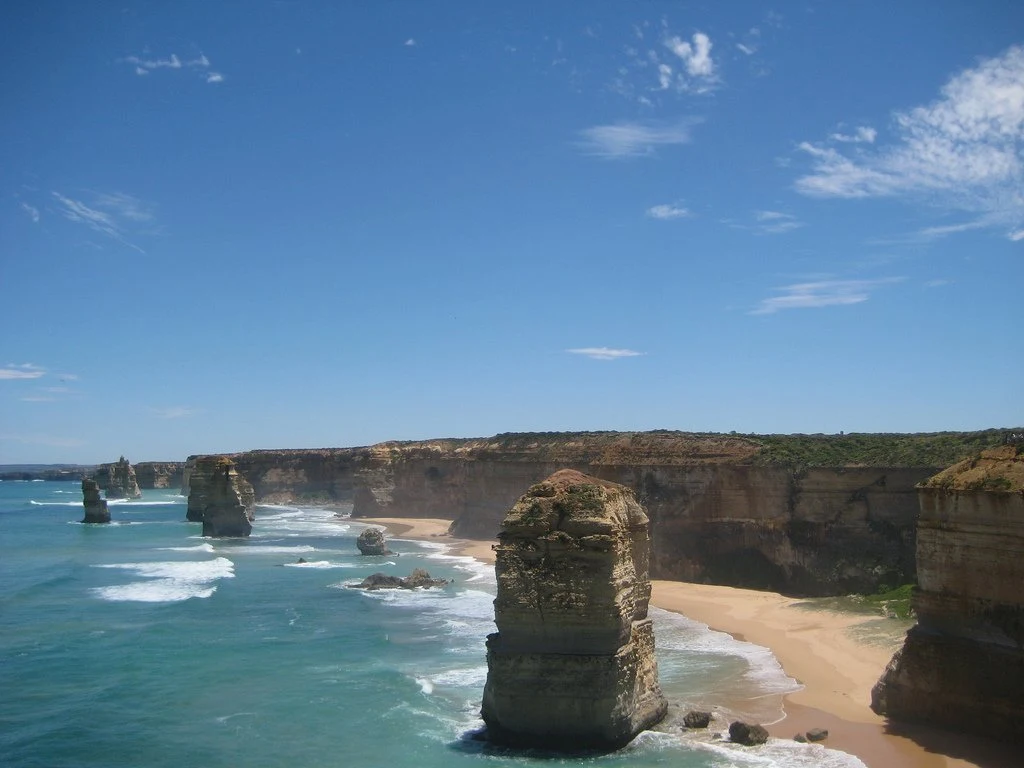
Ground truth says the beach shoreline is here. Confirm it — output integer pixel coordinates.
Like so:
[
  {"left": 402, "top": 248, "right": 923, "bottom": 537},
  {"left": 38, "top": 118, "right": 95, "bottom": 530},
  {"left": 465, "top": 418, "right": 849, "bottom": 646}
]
[{"left": 355, "top": 516, "right": 1015, "bottom": 768}]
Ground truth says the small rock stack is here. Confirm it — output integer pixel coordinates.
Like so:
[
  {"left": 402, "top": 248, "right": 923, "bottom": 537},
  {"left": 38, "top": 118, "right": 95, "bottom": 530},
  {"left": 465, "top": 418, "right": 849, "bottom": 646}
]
[
  {"left": 187, "top": 456, "right": 256, "bottom": 537},
  {"left": 81, "top": 478, "right": 110, "bottom": 524}
]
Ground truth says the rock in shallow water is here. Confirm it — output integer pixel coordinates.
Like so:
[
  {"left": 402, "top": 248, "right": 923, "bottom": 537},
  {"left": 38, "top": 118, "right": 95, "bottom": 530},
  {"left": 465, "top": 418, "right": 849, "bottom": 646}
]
[
  {"left": 81, "top": 478, "right": 110, "bottom": 524},
  {"left": 728, "top": 721, "right": 768, "bottom": 746},
  {"left": 356, "top": 528, "right": 393, "bottom": 556},
  {"left": 351, "top": 568, "right": 449, "bottom": 590},
  {"left": 481, "top": 470, "right": 668, "bottom": 751}
]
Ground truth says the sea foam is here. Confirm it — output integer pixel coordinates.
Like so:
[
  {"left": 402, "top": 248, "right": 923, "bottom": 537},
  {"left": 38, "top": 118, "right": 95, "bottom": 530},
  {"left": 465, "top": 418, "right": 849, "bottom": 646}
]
[{"left": 91, "top": 557, "right": 234, "bottom": 603}]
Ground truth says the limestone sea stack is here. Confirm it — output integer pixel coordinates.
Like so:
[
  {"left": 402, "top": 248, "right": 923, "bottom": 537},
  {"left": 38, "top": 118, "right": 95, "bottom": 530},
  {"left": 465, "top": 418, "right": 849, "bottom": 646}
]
[
  {"left": 186, "top": 455, "right": 256, "bottom": 525},
  {"left": 871, "top": 445, "right": 1024, "bottom": 743},
  {"left": 94, "top": 456, "right": 142, "bottom": 499},
  {"left": 356, "top": 527, "right": 393, "bottom": 555},
  {"left": 187, "top": 456, "right": 257, "bottom": 537},
  {"left": 81, "top": 478, "right": 110, "bottom": 524},
  {"left": 481, "top": 470, "right": 667, "bottom": 750}
]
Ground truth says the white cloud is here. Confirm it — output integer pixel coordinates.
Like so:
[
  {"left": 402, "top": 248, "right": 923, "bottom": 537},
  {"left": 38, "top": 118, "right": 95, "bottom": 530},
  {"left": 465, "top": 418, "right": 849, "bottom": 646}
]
[
  {"left": 51, "top": 191, "right": 151, "bottom": 252},
  {"left": 55, "top": 373, "right": 79, "bottom": 381},
  {"left": 150, "top": 406, "right": 199, "bottom": 419},
  {"left": 830, "top": 126, "right": 877, "bottom": 144},
  {"left": 737, "top": 43, "right": 756, "bottom": 56},
  {"left": 753, "top": 210, "right": 804, "bottom": 234},
  {"left": 577, "top": 119, "right": 699, "bottom": 158},
  {"left": 20, "top": 202, "right": 40, "bottom": 222},
  {"left": 751, "top": 278, "right": 902, "bottom": 315},
  {"left": 795, "top": 45, "right": 1024, "bottom": 239},
  {"left": 20, "top": 396, "right": 56, "bottom": 402},
  {"left": 924, "top": 279, "right": 953, "bottom": 288},
  {"left": 662, "top": 32, "right": 717, "bottom": 92},
  {"left": 123, "top": 51, "right": 222, "bottom": 84},
  {"left": 1010, "top": 229, "right": 1024, "bottom": 241},
  {"left": 657, "top": 63, "right": 672, "bottom": 90},
  {"left": 0, "top": 363, "right": 45, "bottom": 380},
  {"left": 566, "top": 347, "right": 644, "bottom": 360},
  {"left": 404, "top": 38, "right": 416, "bottom": 47},
  {"left": 646, "top": 203, "right": 691, "bottom": 220},
  {"left": 917, "top": 220, "right": 989, "bottom": 238}
]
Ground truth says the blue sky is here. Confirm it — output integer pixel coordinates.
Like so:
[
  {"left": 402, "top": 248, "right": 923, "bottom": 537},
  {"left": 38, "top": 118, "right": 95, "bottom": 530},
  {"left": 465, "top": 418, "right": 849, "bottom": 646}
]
[{"left": 2, "top": 1, "right": 1022, "bottom": 464}]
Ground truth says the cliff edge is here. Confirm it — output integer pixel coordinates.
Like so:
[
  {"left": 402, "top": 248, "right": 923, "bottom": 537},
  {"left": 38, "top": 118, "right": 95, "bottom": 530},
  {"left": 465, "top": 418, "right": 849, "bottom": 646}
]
[{"left": 871, "top": 445, "right": 1024, "bottom": 743}]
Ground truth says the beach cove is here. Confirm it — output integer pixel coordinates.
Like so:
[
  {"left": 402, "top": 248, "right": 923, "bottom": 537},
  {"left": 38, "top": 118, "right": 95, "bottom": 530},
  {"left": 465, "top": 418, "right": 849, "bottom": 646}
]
[{"left": 363, "top": 516, "right": 1019, "bottom": 768}]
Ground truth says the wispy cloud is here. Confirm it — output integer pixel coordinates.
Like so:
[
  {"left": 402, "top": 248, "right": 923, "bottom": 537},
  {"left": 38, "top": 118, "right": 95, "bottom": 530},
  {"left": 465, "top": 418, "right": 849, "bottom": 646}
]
[
  {"left": 566, "top": 347, "right": 644, "bottom": 360},
  {"left": 51, "top": 191, "right": 153, "bottom": 252},
  {"left": 924, "top": 278, "right": 953, "bottom": 288},
  {"left": 404, "top": 38, "right": 416, "bottom": 47},
  {"left": 611, "top": 24, "right": 719, "bottom": 103},
  {"left": 751, "top": 278, "right": 903, "bottom": 315},
  {"left": 752, "top": 210, "right": 804, "bottom": 234},
  {"left": 577, "top": 119, "right": 699, "bottom": 158},
  {"left": 149, "top": 406, "right": 199, "bottom": 419},
  {"left": 646, "top": 202, "right": 691, "bottom": 220},
  {"left": 662, "top": 32, "right": 716, "bottom": 92},
  {"left": 0, "top": 363, "right": 45, "bottom": 380},
  {"left": 795, "top": 45, "right": 1024, "bottom": 240},
  {"left": 20, "top": 202, "right": 40, "bottom": 222},
  {"left": 830, "top": 126, "right": 877, "bottom": 144},
  {"left": 123, "top": 51, "right": 223, "bottom": 84}
]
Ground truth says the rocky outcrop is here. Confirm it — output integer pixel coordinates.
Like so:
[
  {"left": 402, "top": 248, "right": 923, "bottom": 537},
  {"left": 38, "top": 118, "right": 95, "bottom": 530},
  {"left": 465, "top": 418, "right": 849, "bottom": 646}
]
[
  {"left": 356, "top": 528, "right": 393, "bottom": 556},
  {"left": 729, "top": 721, "right": 769, "bottom": 746},
  {"left": 351, "top": 569, "right": 449, "bottom": 590},
  {"left": 185, "top": 456, "right": 256, "bottom": 524},
  {"left": 135, "top": 462, "right": 185, "bottom": 489},
  {"left": 80, "top": 479, "right": 110, "bottom": 524},
  {"left": 871, "top": 446, "right": 1024, "bottom": 743},
  {"left": 481, "top": 470, "right": 667, "bottom": 750},
  {"left": 187, "top": 456, "right": 256, "bottom": 537},
  {"left": 94, "top": 456, "right": 142, "bottom": 499}
]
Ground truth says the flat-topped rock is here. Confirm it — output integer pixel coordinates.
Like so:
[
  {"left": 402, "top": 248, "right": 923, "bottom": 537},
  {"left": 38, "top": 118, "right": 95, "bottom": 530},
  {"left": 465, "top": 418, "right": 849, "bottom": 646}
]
[{"left": 481, "top": 469, "right": 667, "bottom": 750}]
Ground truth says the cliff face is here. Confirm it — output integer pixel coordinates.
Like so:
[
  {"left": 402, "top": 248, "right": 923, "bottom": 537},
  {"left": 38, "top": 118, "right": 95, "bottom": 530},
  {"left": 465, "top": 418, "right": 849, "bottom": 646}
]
[
  {"left": 871, "top": 446, "right": 1024, "bottom": 743},
  {"left": 134, "top": 462, "right": 185, "bottom": 489},
  {"left": 188, "top": 431, "right": 1010, "bottom": 596},
  {"left": 188, "top": 456, "right": 256, "bottom": 537},
  {"left": 93, "top": 456, "right": 142, "bottom": 499},
  {"left": 481, "top": 470, "right": 667, "bottom": 749}
]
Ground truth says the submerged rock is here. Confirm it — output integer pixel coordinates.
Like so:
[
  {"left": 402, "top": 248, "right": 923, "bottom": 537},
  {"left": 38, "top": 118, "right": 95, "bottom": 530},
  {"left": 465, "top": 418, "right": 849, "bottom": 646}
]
[
  {"left": 188, "top": 456, "right": 256, "bottom": 537},
  {"left": 351, "top": 568, "right": 449, "bottom": 591},
  {"left": 481, "top": 469, "right": 668, "bottom": 751},
  {"left": 729, "top": 721, "right": 768, "bottom": 746},
  {"left": 81, "top": 478, "right": 110, "bottom": 524},
  {"left": 356, "top": 527, "right": 393, "bottom": 556},
  {"left": 94, "top": 456, "right": 142, "bottom": 500}
]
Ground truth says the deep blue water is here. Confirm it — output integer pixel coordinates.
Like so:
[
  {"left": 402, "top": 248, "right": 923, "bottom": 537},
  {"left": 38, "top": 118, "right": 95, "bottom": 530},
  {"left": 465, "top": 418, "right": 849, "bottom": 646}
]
[{"left": 0, "top": 481, "right": 865, "bottom": 768}]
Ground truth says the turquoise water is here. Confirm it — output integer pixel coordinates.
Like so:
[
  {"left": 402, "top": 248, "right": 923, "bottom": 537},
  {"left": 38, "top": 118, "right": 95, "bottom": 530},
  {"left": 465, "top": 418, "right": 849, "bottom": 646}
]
[{"left": 0, "top": 482, "right": 864, "bottom": 768}]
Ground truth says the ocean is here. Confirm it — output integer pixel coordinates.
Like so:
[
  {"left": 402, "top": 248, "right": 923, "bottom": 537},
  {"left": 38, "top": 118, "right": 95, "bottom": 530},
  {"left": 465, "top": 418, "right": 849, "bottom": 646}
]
[{"left": 0, "top": 482, "right": 866, "bottom": 768}]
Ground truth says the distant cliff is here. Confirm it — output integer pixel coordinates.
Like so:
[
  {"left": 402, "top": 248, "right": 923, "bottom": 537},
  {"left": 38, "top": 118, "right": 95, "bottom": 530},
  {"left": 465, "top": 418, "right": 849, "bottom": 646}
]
[
  {"left": 182, "top": 430, "right": 1014, "bottom": 596},
  {"left": 871, "top": 445, "right": 1024, "bottom": 743},
  {"left": 135, "top": 462, "right": 185, "bottom": 490},
  {"left": 93, "top": 456, "right": 142, "bottom": 499}
]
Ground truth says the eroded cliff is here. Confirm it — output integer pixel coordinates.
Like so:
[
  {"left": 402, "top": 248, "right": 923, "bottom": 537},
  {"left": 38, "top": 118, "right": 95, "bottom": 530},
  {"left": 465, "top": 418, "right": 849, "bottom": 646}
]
[
  {"left": 481, "top": 470, "right": 667, "bottom": 749},
  {"left": 135, "top": 462, "right": 185, "bottom": 489},
  {"left": 93, "top": 456, "right": 142, "bottom": 499},
  {"left": 871, "top": 445, "right": 1024, "bottom": 743},
  {"left": 186, "top": 455, "right": 256, "bottom": 533}
]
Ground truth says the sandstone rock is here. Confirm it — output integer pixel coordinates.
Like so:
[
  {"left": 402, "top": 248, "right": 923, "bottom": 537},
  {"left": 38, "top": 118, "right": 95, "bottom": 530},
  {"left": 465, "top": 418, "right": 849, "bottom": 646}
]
[
  {"left": 728, "top": 721, "right": 768, "bottom": 746},
  {"left": 356, "top": 528, "right": 393, "bottom": 556},
  {"left": 805, "top": 727, "right": 828, "bottom": 742},
  {"left": 794, "top": 733, "right": 807, "bottom": 743},
  {"left": 481, "top": 470, "right": 667, "bottom": 751},
  {"left": 351, "top": 568, "right": 449, "bottom": 590},
  {"left": 81, "top": 478, "right": 110, "bottom": 524},
  {"left": 94, "top": 456, "right": 142, "bottom": 499},
  {"left": 871, "top": 446, "right": 1024, "bottom": 744},
  {"left": 683, "top": 710, "right": 712, "bottom": 729},
  {"left": 134, "top": 461, "right": 185, "bottom": 489},
  {"left": 186, "top": 455, "right": 256, "bottom": 525},
  {"left": 189, "top": 456, "right": 256, "bottom": 537}
]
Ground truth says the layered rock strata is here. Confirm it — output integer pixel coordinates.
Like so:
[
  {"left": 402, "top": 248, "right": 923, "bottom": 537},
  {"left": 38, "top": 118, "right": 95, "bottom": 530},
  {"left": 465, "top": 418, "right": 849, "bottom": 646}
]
[
  {"left": 187, "top": 456, "right": 256, "bottom": 537},
  {"left": 94, "top": 456, "right": 142, "bottom": 499},
  {"left": 134, "top": 461, "right": 185, "bottom": 489},
  {"left": 185, "top": 456, "right": 256, "bottom": 524},
  {"left": 81, "top": 478, "right": 110, "bottom": 524},
  {"left": 871, "top": 446, "right": 1024, "bottom": 743},
  {"left": 481, "top": 470, "right": 667, "bottom": 750}
]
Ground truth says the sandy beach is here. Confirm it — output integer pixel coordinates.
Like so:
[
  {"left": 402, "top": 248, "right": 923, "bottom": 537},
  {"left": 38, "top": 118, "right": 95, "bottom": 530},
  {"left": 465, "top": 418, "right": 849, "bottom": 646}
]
[{"left": 358, "top": 517, "right": 1016, "bottom": 768}]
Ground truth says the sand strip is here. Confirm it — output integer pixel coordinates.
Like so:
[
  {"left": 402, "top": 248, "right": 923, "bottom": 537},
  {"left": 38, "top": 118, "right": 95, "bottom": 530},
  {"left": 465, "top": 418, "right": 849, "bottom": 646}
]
[{"left": 359, "top": 517, "right": 1016, "bottom": 768}]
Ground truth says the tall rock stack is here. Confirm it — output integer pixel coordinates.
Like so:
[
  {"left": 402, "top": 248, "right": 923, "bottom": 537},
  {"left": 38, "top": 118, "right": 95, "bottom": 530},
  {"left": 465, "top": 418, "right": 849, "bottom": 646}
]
[
  {"left": 95, "top": 456, "right": 142, "bottom": 499},
  {"left": 187, "top": 455, "right": 256, "bottom": 537},
  {"left": 481, "top": 470, "right": 667, "bottom": 750},
  {"left": 871, "top": 445, "right": 1024, "bottom": 743},
  {"left": 81, "top": 478, "right": 110, "bottom": 524}
]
